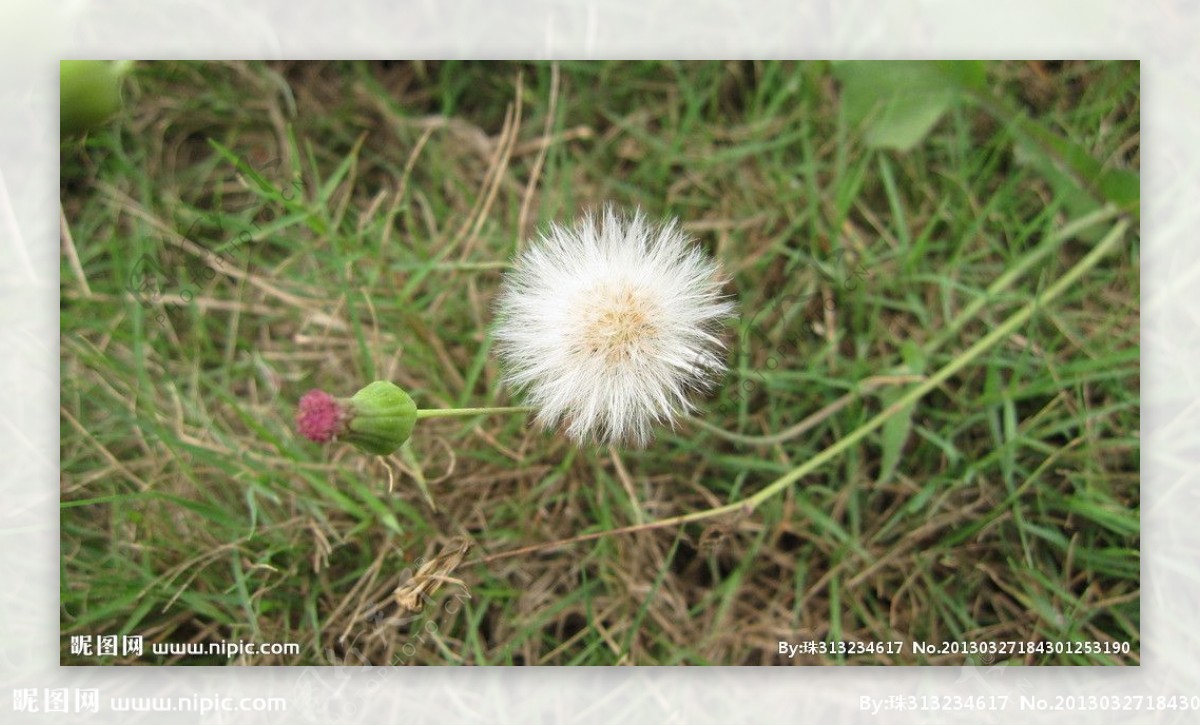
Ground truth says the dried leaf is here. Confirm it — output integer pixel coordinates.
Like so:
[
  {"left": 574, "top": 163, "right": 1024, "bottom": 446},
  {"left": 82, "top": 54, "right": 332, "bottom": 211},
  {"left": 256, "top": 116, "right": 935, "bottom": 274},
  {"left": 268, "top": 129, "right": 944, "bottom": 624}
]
[{"left": 393, "top": 537, "right": 471, "bottom": 612}]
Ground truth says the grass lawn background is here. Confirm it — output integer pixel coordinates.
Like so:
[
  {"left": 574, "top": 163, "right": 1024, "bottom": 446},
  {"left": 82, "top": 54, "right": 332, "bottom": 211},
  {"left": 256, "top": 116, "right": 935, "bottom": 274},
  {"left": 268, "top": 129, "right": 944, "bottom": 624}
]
[{"left": 59, "top": 60, "right": 1139, "bottom": 665}]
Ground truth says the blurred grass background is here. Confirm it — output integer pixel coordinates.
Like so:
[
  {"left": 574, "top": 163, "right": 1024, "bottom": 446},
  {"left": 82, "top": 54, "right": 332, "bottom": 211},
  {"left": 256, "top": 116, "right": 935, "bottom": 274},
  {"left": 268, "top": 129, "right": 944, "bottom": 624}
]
[{"left": 60, "top": 60, "right": 1139, "bottom": 665}]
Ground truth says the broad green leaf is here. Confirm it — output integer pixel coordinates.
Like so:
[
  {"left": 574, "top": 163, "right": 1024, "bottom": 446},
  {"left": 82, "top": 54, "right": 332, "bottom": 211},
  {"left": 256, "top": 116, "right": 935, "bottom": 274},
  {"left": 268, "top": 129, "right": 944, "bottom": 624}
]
[{"left": 833, "top": 61, "right": 986, "bottom": 151}]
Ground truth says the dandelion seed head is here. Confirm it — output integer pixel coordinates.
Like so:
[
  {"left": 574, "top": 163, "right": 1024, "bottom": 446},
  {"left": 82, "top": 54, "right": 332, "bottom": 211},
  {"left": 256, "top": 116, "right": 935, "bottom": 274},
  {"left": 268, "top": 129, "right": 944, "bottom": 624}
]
[{"left": 494, "top": 206, "right": 736, "bottom": 446}]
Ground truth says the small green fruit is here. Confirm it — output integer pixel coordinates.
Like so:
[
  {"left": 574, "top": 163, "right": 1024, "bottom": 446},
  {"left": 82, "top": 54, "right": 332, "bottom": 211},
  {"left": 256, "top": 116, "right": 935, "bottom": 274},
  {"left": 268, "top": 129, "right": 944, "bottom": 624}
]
[{"left": 61, "top": 60, "right": 127, "bottom": 136}]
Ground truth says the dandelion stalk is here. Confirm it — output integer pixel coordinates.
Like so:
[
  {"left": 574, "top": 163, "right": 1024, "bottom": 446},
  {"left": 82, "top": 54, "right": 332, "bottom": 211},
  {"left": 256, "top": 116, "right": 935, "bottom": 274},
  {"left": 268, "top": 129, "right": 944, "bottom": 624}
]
[
  {"left": 477, "top": 215, "right": 1131, "bottom": 564},
  {"left": 415, "top": 406, "right": 533, "bottom": 420}
]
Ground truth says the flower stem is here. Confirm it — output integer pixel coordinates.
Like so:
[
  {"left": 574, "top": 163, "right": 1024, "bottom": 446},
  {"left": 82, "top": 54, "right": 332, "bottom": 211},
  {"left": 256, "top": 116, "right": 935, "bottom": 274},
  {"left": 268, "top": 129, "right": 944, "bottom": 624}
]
[
  {"left": 476, "top": 213, "right": 1131, "bottom": 565},
  {"left": 415, "top": 406, "right": 533, "bottom": 420}
]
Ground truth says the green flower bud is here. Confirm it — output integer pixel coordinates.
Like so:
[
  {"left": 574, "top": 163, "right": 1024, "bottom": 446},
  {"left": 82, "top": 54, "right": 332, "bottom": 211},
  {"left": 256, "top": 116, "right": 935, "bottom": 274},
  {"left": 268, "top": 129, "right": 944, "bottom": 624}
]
[{"left": 343, "top": 381, "right": 418, "bottom": 455}]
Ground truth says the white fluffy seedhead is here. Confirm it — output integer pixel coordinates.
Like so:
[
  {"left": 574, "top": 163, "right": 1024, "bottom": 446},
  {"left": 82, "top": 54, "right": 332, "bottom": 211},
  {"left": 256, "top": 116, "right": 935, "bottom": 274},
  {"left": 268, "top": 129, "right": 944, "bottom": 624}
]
[{"left": 494, "top": 206, "right": 736, "bottom": 447}]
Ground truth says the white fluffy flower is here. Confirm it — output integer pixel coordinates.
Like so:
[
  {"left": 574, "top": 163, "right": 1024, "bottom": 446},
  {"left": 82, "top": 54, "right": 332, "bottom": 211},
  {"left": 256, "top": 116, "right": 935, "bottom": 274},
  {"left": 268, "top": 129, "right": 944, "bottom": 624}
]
[{"left": 494, "top": 207, "right": 735, "bottom": 446}]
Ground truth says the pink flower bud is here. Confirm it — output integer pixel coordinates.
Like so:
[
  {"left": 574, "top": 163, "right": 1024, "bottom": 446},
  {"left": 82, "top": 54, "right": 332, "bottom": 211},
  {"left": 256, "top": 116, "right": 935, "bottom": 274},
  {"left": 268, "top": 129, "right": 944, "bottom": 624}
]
[
  {"left": 296, "top": 389, "right": 348, "bottom": 443},
  {"left": 295, "top": 382, "right": 417, "bottom": 456}
]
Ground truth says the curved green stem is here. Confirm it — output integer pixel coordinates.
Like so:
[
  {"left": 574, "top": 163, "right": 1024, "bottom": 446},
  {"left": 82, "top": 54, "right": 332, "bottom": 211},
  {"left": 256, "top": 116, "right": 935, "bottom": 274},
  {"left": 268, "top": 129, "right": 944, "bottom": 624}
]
[
  {"left": 478, "top": 215, "right": 1131, "bottom": 564},
  {"left": 688, "top": 205, "right": 1122, "bottom": 448}
]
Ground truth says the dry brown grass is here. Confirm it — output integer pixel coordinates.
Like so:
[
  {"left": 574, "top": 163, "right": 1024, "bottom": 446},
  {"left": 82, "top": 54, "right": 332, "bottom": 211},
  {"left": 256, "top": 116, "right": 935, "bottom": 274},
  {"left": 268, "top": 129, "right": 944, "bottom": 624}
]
[{"left": 61, "top": 61, "right": 1139, "bottom": 665}]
